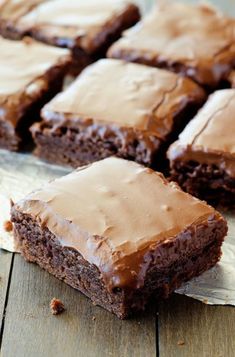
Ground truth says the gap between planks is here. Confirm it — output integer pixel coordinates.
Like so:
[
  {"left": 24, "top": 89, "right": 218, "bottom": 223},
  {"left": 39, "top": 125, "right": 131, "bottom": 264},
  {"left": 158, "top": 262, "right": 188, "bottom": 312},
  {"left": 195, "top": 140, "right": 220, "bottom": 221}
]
[{"left": 0, "top": 251, "right": 13, "bottom": 348}]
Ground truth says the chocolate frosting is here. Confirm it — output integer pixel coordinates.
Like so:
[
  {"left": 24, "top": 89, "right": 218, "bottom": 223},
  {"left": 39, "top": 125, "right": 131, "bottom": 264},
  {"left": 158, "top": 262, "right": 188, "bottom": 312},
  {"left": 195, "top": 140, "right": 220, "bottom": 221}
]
[
  {"left": 108, "top": 2, "right": 235, "bottom": 87},
  {"left": 0, "top": 36, "right": 69, "bottom": 97},
  {"left": 1, "top": 0, "right": 139, "bottom": 52},
  {"left": 0, "top": 0, "right": 43, "bottom": 20},
  {"left": 14, "top": 157, "right": 220, "bottom": 291},
  {"left": 41, "top": 59, "right": 205, "bottom": 139},
  {"left": 168, "top": 89, "right": 235, "bottom": 178},
  {"left": 0, "top": 36, "right": 70, "bottom": 126}
]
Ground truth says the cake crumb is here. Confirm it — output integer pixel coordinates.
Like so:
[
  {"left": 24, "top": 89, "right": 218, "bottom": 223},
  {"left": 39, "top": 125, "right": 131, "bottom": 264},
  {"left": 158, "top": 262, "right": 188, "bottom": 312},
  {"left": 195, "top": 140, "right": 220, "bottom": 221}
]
[
  {"left": 203, "top": 299, "right": 208, "bottom": 304},
  {"left": 3, "top": 220, "right": 13, "bottom": 232},
  {"left": 177, "top": 339, "right": 185, "bottom": 346},
  {"left": 92, "top": 316, "right": 96, "bottom": 321},
  {"left": 23, "top": 36, "right": 33, "bottom": 45},
  {"left": 50, "top": 298, "right": 65, "bottom": 315}
]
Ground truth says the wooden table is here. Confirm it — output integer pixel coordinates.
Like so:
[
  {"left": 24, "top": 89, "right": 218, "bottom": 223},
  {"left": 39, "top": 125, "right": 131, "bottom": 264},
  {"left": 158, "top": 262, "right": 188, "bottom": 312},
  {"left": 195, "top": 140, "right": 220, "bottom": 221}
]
[
  {"left": 1, "top": 1, "right": 235, "bottom": 356},
  {"left": 0, "top": 250, "right": 235, "bottom": 356}
]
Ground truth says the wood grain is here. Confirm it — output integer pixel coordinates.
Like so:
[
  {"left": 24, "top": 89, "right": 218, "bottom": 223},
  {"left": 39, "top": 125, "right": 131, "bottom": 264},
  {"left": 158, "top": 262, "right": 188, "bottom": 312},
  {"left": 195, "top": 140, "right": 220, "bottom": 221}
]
[
  {"left": 158, "top": 294, "right": 235, "bottom": 357},
  {"left": 1, "top": 255, "right": 156, "bottom": 357},
  {"left": 0, "top": 251, "right": 13, "bottom": 332}
]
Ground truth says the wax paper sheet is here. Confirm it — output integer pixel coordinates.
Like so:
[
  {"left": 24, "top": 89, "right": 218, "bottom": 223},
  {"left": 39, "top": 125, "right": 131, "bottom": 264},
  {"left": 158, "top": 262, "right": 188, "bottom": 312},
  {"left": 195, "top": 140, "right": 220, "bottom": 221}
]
[
  {"left": 0, "top": 149, "right": 234, "bottom": 306},
  {"left": 0, "top": 150, "right": 70, "bottom": 252}
]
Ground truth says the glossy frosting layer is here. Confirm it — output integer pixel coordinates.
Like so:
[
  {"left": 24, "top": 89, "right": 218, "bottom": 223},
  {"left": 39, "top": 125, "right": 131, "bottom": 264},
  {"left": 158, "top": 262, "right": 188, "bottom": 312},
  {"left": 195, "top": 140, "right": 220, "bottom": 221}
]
[
  {"left": 0, "top": 0, "right": 138, "bottom": 52},
  {"left": 0, "top": 0, "right": 43, "bottom": 20},
  {"left": 108, "top": 2, "right": 235, "bottom": 87},
  {"left": 42, "top": 59, "right": 204, "bottom": 137},
  {"left": 168, "top": 89, "right": 235, "bottom": 177},
  {"left": 18, "top": 0, "right": 130, "bottom": 28},
  {"left": 0, "top": 36, "right": 69, "bottom": 96},
  {"left": 14, "top": 157, "right": 218, "bottom": 290}
]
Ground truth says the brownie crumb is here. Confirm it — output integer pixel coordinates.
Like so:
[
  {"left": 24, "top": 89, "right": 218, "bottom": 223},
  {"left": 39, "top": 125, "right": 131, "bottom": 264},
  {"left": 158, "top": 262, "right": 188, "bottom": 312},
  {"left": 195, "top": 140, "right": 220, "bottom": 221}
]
[
  {"left": 177, "top": 339, "right": 185, "bottom": 346},
  {"left": 50, "top": 298, "right": 65, "bottom": 315},
  {"left": 3, "top": 220, "right": 13, "bottom": 232},
  {"left": 23, "top": 36, "right": 33, "bottom": 45}
]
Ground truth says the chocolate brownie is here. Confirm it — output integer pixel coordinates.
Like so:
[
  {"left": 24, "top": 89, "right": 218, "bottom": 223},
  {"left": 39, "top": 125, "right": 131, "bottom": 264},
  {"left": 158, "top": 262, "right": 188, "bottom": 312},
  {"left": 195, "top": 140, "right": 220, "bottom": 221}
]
[
  {"left": 0, "top": 36, "right": 71, "bottom": 150},
  {"left": 108, "top": 2, "right": 235, "bottom": 89},
  {"left": 11, "top": 157, "right": 227, "bottom": 319},
  {"left": 0, "top": 0, "right": 140, "bottom": 73},
  {"left": 31, "top": 59, "right": 206, "bottom": 168},
  {"left": 168, "top": 89, "right": 235, "bottom": 207}
]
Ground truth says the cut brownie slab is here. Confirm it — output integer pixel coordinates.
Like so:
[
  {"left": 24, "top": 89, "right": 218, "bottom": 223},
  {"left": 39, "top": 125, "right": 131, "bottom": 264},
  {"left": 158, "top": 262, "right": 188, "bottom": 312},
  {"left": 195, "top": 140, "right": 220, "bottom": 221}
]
[
  {"left": 0, "top": 36, "right": 71, "bottom": 150},
  {"left": 168, "top": 89, "right": 235, "bottom": 207},
  {"left": 0, "top": 0, "right": 140, "bottom": 73},
  {"left": 11, "top": 157, "right": 227, "bottom": 319},
  {"left": 31, "top": 59, "right": 206, "bottom": 168},
  {"left": 108, "top": 2, "right": 235, "bottom": 89}
]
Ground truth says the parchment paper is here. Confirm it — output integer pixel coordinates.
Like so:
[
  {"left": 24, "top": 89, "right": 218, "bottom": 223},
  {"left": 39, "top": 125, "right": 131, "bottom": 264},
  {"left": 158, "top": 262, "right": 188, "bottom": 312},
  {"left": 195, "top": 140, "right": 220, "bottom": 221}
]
[{"left": 0, "top": 149, "right": 234, "bottom": 306}]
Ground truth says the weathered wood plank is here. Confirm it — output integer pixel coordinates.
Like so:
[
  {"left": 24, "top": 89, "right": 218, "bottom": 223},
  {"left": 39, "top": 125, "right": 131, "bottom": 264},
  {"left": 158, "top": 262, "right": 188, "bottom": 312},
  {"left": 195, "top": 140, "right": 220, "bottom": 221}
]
[
  {"left": 158, "top": 294, "right": 235, "bottom": 357},
  {"left": 0, "top": 251, "right": 13, "bottom": 332},
  {"left": 1, "top": 255, "right": 156, "bottom": 357}
]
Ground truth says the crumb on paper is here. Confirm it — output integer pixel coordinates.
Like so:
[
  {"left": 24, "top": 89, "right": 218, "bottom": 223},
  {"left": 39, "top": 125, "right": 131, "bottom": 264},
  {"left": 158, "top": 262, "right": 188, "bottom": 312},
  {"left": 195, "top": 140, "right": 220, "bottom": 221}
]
[
  {"left": 23, "top": 36, "right": 33, "bottom": 45},
  {"left": 203, "top": 299, "right": 208, "bottom": 304},
  {"left": 50, "top": 298, "right": 65, "bottom": 315},
  {"left": 177, "top": 339, "right": 185, "bottom": 346},
  {"left": 3, "top": 220, "right": 13, "bottom": 232},
  {"left": 92, "top": 316, "right": 96, "bottom": 321}
]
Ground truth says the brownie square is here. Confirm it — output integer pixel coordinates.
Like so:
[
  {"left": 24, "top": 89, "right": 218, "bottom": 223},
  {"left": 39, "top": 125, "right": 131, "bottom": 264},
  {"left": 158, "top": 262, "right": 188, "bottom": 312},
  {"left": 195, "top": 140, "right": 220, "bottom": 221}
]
[
  {"left": 108, "top": 2, "right": 235, "bottom": 89},
  {"left": 0, "top": 36, "right": 71, "bottom": 150},
  {"left": 11, "top": 157, "right": 227, "bottom": 319},
  {"left": 31, "top": 58, "right": 205, "bottom": 168},
  {"left": 168, "top": 89, "right": 235, "bottom": 207},
  {"left": 0, "top": 0, "right": 140, "bottom": 73}
]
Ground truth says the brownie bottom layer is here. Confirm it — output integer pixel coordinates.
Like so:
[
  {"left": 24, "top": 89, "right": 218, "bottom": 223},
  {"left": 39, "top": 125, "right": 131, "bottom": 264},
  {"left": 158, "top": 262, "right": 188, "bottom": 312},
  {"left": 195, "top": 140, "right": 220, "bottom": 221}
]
[
  {"left": 31, "top": 101, "right": 203, "bottom": 169},
  {"left": 12, "top": 209, "right": 226, "bottom": 319},
  {"left": 170, "top": 161, "right": 235, "bottom": 207},
  {"left": 31, "top": 123, "right": 161, "bottom": 168}
]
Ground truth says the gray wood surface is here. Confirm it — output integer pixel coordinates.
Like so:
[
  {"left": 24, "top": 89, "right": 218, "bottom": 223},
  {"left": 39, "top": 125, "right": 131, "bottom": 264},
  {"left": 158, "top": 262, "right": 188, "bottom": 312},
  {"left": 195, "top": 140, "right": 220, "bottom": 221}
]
[
  {"left": 2, "top": 254, "right": 235, "bottom": 357},
  {"left": 0, "top": 251, "right": 13, "bottom": 334},
  {"left": 158, "top": 294, "right": 235, "bottom": 357},
  {"left": 1, "top": 255, "right": 156, "bottom": 357}
]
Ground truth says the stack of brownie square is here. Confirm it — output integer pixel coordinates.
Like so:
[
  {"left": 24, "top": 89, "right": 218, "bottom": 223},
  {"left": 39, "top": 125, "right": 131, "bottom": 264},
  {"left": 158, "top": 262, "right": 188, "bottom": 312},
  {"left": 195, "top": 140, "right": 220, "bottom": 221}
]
[
  {"left": 0, "top": 0, "right": 140, "bottom": 73},
  {"left": 0, "top": 1, "right": 232, "bottom": 318},
  {"left": 0, "top": 0, "right": 140, "bottom": 149}
]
